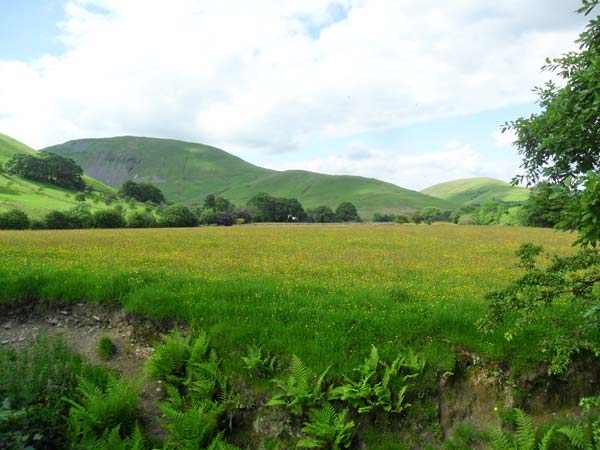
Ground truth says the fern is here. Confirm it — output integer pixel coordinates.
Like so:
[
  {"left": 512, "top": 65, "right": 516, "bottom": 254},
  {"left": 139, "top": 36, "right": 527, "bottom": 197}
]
[
  {"left": 145, "top": 329, "right": 192, "bottom": 384},
  {"left": 558, "top": 395, "right": 600, "bottom": 449},
  {"left": 296, "top": 403, "right": 355, "bottom": 450},
  {"left": 205, "top": 432, "right": 241, "bottom": 450},
  {"left": 514, "top": 408, "right": 536, "bottom": 450},
  {"left": 329, "top": 346, "right": 423, "bottom": 414},
  {"left": 241, "top": 344, "right": 277, "bottom": 378},
  {"left": 159, "top": 398, "right": 222, "bottom": 449},
  {"left": 490, "top": 409, "right": 556, "bottom": 450},
  {"left": 267, "top": 355, "right": 330, "bottom": 416},
  {"left": 66, "top": 375, "right": 140, "bottom": 445},
  {"left": 80, "top": 424, "right": 147, "bottom": 450}
]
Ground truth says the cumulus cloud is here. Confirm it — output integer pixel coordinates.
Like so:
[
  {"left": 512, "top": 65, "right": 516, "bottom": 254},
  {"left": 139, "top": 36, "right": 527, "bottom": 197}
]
[{"left": 0, "top": 0, "right": 587, "bottom": 160}]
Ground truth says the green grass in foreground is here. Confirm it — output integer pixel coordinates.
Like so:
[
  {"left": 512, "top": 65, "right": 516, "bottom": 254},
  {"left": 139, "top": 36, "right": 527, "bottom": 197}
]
[{"left": 0, "top": 224, "right": 576, "bottom": 375}]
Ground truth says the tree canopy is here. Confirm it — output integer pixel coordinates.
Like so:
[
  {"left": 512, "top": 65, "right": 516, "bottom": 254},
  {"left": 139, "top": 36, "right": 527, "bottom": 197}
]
[
  {"left": 5, "top": 151, "right": 85, "bottom": 190},
  {"left": 119, "top": 180, "right": 166, "bottom": 204}
]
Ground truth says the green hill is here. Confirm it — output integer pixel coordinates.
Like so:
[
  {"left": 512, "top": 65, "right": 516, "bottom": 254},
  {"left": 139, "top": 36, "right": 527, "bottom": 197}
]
[
  {"left": 421, "top": 177, "right": 530, "bottom": 205},
  {"left": 0, "top": 132, "right": 36, "bottom": 160},
  {"left": 44, "top": 136, "right": 453, "bottom": 217},
  {"left": 0, "top": 133, "right": 136, "bottom": 217}
]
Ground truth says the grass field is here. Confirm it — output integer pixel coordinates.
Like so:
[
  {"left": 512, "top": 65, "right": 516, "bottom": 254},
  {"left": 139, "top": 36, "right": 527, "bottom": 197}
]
[{"left": 0, "top": 223, "right": 576, "bottom": 375}]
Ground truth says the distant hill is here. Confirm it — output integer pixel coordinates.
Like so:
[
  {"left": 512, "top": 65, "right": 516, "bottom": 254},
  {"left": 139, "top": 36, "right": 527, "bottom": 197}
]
[
  {"left": 421, "top": 177, "right": 529, "bottom": 205},
  {"left": 44, "top": 136, "right": 453, "bottom": 217},
  {"left": 0, "top": 133, "right": 134, "bottom": 217}
]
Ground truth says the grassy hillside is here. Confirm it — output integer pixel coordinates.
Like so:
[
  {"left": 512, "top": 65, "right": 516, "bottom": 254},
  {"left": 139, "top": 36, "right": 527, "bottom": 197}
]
[
  {"left": 44, "top": 136, "right": 453, "bottom": 217},
  {"left": 421, "top": 177, "right": 529, "bottom": 205},
  {"left": 0, "top": 132, "right": 37, "bottom": 160},
  {"left": 0, "top": 133, "right": 135, "bottom": 217}
]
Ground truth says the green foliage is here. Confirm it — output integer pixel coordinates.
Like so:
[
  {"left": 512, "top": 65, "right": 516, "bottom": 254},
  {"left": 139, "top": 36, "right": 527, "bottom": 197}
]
[
  {"left": 97, "top": 336, "right": 117, "bottom": 361},
  {"left": 0, "top": 336, "right": 86, "bottom": 449},
  {"left": 158, "top": 204, "right": 198, "bottom": 227},
  {"left": 241, "top": 344, "right": 277, "bottom": 378},
  {"left": 267, "top": 355, "right": 330, "bottom": 416},
  {"left": 490, "top": 409, "right": 555, "bottom": 450},
  {"left": 159, "top": 396, "right": 222, "bottom": 449},
  {"left": 329, "top": 346, "right": 424, "bottom": 414},
  {"left": 119, "top": 180, "right": 166, "bottom": 204},
  {"left": 372, "top": 212, "right": 395, "bottom": 222},
  {"left": 5, "top": 151, "right": 85, "bottom": 190},
  {"left": 307, "top": 206, "right": 336, "bottom": 223},
  {"left": 76, "top": 424, "right": 147, "bottom": 450},
  {"left": 420, "top": 207, "right": 442, "bottom": 225},
  {"left": 297, "top": 403, "right": 356, "bottom": 449},
  {"left": 248, "top": 192, "right": 307, "bottom": 222},
  {"left": 0, "top": 208, "right": 30, "bottom": 230},
  {"left": 335, "top": 202, "right": 360, "bottom": 222},
  {"left": 126, "top": 210, "right": 157, "bottom": 228},
  {"left": 93, "top": 208, "right": 126, "bottom": 228},
  {"left": 66, "top": 375, "right": 140, "bottom": 445},
  {"left": 558, "top": 396, "right": 600, "bottom": 449},
  {"left": 479, "top": 243, "right": 600, "bottom": 373},
  {"left": 145, "top": 329, "right": 193, "bottom": 383}
]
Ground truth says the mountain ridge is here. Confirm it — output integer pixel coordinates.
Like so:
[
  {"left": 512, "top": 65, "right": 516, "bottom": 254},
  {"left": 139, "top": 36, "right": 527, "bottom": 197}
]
[{"left": 45, "top": 135, "right": 454, "bottom": 216}]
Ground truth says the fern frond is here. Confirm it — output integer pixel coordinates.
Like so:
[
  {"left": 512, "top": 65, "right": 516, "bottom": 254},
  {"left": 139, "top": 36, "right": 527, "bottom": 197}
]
[
  {"left": 489, "top": 426, "right": 515, "bottom": 450},
  {"left": 513, "top": 408, "right": 536, "bottom": 450},
  {"left": 538, "top": 426, "right": 555, "bottom": 450},
  {"left": 559, "top": 425, "right": 590, "bottom": 449}
]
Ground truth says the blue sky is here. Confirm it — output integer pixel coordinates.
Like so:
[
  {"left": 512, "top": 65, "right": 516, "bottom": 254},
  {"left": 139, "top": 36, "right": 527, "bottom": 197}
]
[{"left": 0, "top": 0, "right": 588, "bottom": 189}]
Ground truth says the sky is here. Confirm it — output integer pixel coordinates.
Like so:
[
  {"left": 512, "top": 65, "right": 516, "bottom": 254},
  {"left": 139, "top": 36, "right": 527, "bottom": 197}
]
[{"left": 0, "top": 0, "right": 590, "bottom": 190}]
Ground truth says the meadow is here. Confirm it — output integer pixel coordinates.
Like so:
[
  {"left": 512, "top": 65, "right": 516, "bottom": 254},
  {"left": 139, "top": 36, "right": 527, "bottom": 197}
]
[{"left": 0, "top": 223, "right": 577, "bottom": 375}]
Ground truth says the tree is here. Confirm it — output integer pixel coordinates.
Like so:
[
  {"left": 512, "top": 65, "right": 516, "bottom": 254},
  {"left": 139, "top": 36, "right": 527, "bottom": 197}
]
[
  {"left": 0, "top": 209, "right": 30, "bottom": 230},
  {"left": 419, "top": 207, "right": 441, "bottom": 225},
  {"left": 481, "top": 1, "right": 600, "bottom": 373},
  {"left": 44, "top": 210, "right": 76, "bottom": 230},
  {"left": 247, "top": 192, "right": 276, "bottom": 222},
  {"left": 308, "top": 206, "right": 337, "bottom": 223},
  {"left": 93, "top": 209, "right": 126, "bottom": 228},
  {"left": 5, "top": 152, "right": 85, "bottom": 190},
  {"left": 203, "top": 194, "right": 216, "bottom": 210},
  {"left": 214, "top": 196, "right": 232, "bottom": 212},
  {"left": 119, "top": 180, "right": 165, "bottom": 204},
  {"left": 158, "top": 204, "right": 198, "bottom": 227},
  {"left": 335, "top": 202, "right": 360, "bottom": 222},
  {"left": 126, "top": 211, "right": 157, "bottom": 228}
]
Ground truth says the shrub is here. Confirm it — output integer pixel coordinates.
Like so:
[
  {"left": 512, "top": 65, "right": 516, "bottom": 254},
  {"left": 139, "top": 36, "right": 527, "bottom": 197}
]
[
  {"left": 158, "top": 204, "right": 198, "bottom": 227},
  {"left": 44, "top": 210, "right": 75, "bottom": 229},
  {"left": 67, "top": 204, "right": 94, "bottom": 228},
  {"left": 0, "top": 209, "right": 30, "bottom": 230},
  {"left": 93, "top": 209, "right": 126, "bottom": 228},
  {"left": 97, "top": 337, "right": 117, "bottom": 361},
  {"left": 0, "top": 336, "right": 86, "bottom": 449},
  {"left": 199, "top": 209, "right": 219, "bottom": 225},
  {"left": 126, "top": 211, "right": 157, "bottom": 228}
]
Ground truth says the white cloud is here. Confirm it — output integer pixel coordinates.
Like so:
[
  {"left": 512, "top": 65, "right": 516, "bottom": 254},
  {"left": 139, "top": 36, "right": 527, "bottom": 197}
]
[
  {"left": 491, "top": 128, "right": 518, "bottom": 148},
  {"left": 263, "top": 142, "right": 519, "bottom": 191},
  {"left": 0, "top": 0, "right": 587, "bottom": 160}
]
